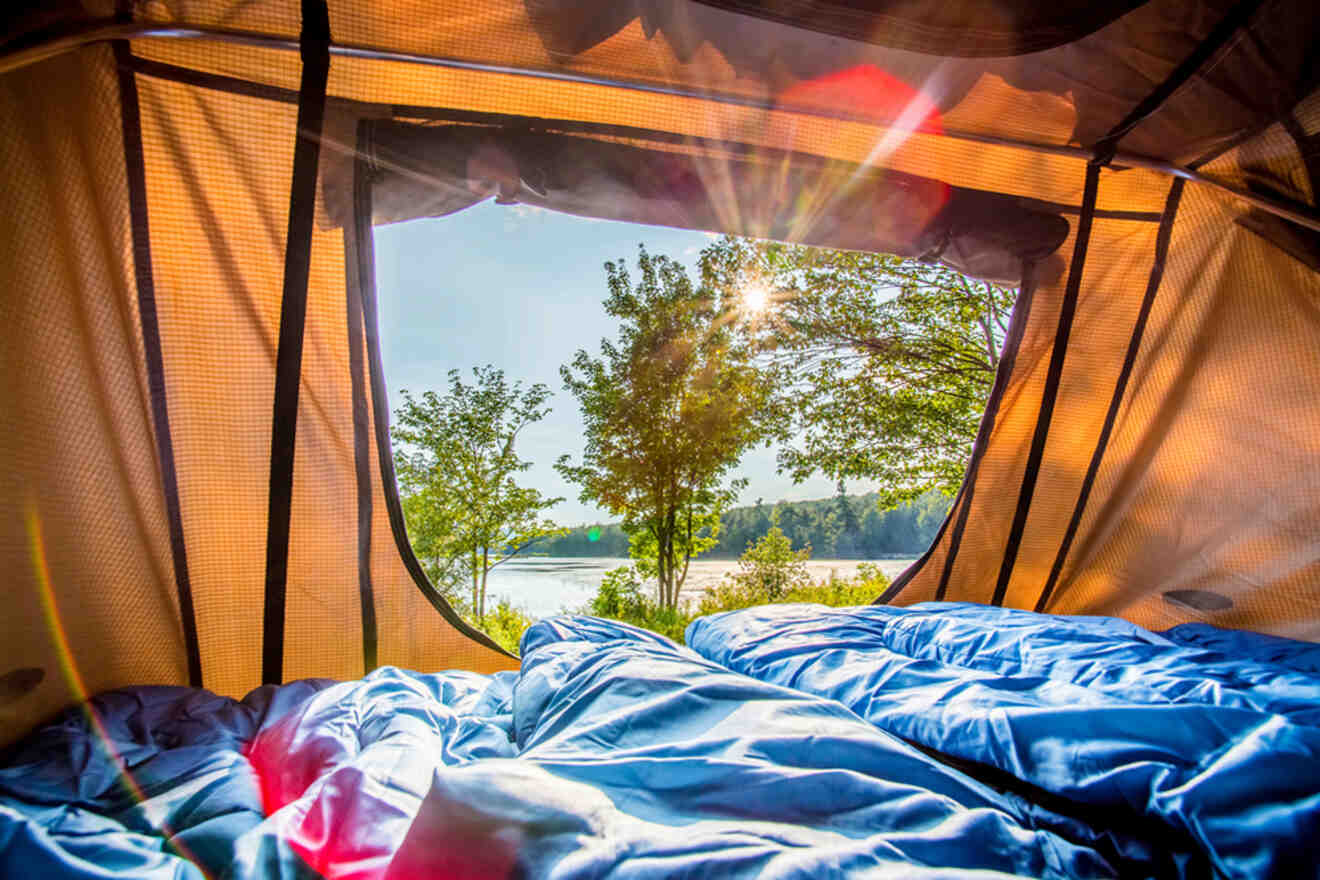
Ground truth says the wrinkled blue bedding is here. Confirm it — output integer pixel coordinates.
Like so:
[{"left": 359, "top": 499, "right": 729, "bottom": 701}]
[
  {"left": 686, "top": 602, "right": 1320, "bottom": 880},
  {"left": 2, "top": 615, "right": 1124, "bottom": 879},
  {"left": 5, "top": 608, "right": 1316, "bottom": 879}
]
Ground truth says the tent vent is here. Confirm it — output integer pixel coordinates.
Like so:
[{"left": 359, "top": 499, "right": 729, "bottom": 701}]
[
  {"left": 1163, "top": 590, "right": 1234, "bottom": 612},
  {"left": 0, "top": 668, "right": 44, "bottom": 706}
]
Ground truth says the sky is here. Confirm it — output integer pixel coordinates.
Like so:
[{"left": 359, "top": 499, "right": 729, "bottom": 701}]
[{"left": 375, "top": 201, "right": 879, "bottom": 526}]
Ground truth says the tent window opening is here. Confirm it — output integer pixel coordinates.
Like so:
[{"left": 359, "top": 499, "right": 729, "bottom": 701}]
[{"left": 341, "top": 118, "right": 1072, "bottom": 651}]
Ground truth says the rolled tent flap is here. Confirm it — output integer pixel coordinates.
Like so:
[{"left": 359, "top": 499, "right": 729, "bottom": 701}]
[
  {"left": 524, "top": 0, "right": 1148, "bottom": 57},
  {"left": 351, "top": 122, "right": 1070, "bottom": 285},
  {"left": 514, "top": 0, "right": 1320, "bottom": 162}
]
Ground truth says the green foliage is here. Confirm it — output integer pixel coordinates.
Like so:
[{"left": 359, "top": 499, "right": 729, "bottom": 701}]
[
  {"left": 474, "top": 598, "right": 537, "bottom": 655},
  {"left": 590, "top": 565, "right": 650, "bottom": 619},
  {"left": 543, "top": 490, "right": 952, "bottom": 560},
  {"left": 727, "top": 518, "right": 811, "bottom": 600},
  {"left": 584, "top": 529, "right": 891, "bottom": 644},
  {"left": 557, "top": 247, "right": 784, "bottom": 609},
  {"left": 783, "top": 563, "right": 892, "bottom": 605},
  {"left": 398, "top": 481, "right": 470, "bottom": 606},
  {"left": 589, "top": 565, "right": 691, "bottom": 643},
  {"left": 626, "top": 493, "right": 725, "bottom": 587},
  {"left": 538, "top": 522, "right": 631, "bottom": 556},
  {"left": 701, "top": 236, "right": 1016, "bottom": 508},
  {"left": 394, "top": 365, "right": 567, "bottom": 619}
]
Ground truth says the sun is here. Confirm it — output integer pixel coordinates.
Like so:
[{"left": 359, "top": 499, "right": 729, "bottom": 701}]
[{"left": 742, "top": 281, "right": 771, "bottom": 315}]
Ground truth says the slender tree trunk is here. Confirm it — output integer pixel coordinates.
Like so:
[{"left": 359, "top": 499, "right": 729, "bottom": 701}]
[
  {"left": 660, "top": 530, "right": 670, "bottom": 606},
  {"left": 656, "top": 535, "right": 668, "bottom": 609},
  {"left": 471, "top": 548, "right": 479, "bottom": 618},
  {"left": 666, "top": 531, "right": 675, "bottom": 609},
  {"left": 982, "top": 282, "right": 1002, "bottom": 367},
  {"left": 479, "top": 547, "right": 489, "bottom": 619}
]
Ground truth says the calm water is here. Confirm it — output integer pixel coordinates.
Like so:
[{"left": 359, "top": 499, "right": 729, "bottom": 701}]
[{"left": 485, "top": 557, "right": 918, "bottom": 618}]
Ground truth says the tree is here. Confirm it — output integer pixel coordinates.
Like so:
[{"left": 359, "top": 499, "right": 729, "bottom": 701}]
[
  {"left": 393, "top": 366, "right": 567, "bottom": 619},
  {"left": 729, "top": 516, "right": 811, "bottom": 601},
  {"left": 701, "top": 236, "right": 1016, "bottom": 508},
  {"left": 557, "top": 247, "right": 783, "bottom": 609},
  {"left": 831, "top": 481, "right": 862, "bottom": 557}
]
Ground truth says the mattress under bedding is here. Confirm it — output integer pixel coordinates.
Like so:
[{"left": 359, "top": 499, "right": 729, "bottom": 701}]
[{"left": 2, "top": 607, "right": 1315, "bottom": 878}]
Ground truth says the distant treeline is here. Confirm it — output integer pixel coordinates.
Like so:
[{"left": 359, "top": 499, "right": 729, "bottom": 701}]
[{"left": 541, "top": 490, "right": 952, "bottom": 560}]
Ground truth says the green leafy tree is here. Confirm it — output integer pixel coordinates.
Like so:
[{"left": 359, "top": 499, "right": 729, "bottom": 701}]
[
  {"left": 701, "top": 236, "right": 1015, "bottom": 508},
  {"left": 395, "top": 477, "right": 469, "bottom": 606},
  {"left": 557, "top": 247, "right": 783, "bottom": 609},
  {"left": 625, "top": 486, "right": 728, "bottom": 594},
  {"left": 393, "top": 366, "right": 567, "bottom": 619}
]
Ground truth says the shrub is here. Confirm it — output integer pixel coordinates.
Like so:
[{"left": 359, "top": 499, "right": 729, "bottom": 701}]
[
  {"left": 727, "top": 524, "right": 811, "bottom": 600},
  {"left": 476, "top": 597, "right": 537, "bottom": 654},
  {"left": 588, "top": 565, "right": 693, "bottom": 643},
  {"left": 591, "top": 565, "right": 651, "bottom": 619}
]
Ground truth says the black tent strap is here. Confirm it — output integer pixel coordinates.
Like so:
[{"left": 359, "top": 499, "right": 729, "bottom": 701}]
[
  {"left": 113, "top": 43, "right": 203, "bottom": 688},
  {"left": 1280, "top": 114, "right": 1320, "bottom": 208},
  {"left": 345, "top": 210, "right": 378, "bottom": 674},
  {"left": 351, "top": 132, "right": 517, "bottom": 660},
  {"left": 933, "top": 263, "right": 1039, "bottom": 602},
  {"left": 262, "top": 0, "right": 331, "bottom": 686},
  {"left": 1034, "top": 179, "right": 1186, "bottom": 613},
  {"left": 1090, "top": 0, "right": 1267, "bottom": 166},
  {"left": 875, "top": 260, "right": 1040, "bottom": 605},
  {"left": 991, "top": 164, "right": 1101, "bottom": 607}
]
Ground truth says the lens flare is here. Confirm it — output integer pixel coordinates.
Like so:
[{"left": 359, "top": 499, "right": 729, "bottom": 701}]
[
  {"left": 25, "top": 500, "right": 213, "bottom": 877},
  {"left": 743, "top": 282, "right": 771, "bottom": 315}
]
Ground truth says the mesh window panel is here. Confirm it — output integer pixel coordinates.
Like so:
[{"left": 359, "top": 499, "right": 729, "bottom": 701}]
[
  {"left": 134, "top": 68, "right": 514, "bottom": 693},
  {"left": 136, "top": 74, "right": 294, "bottom": 698},
  {"left": 998, "top": 211, "right": 1171, "bottom": 609}
]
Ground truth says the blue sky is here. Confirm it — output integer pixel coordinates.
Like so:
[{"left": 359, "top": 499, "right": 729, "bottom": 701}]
[{"left": 375, "top": 201, "right": 877, "bottom": 525}]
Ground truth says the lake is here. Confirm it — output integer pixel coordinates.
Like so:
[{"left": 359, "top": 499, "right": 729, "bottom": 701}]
[{"left": 484, "top": 556, "right": 919, "bottom": 617}]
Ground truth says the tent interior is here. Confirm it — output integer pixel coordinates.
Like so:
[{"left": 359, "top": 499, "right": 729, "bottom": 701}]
[{"left": 2, "top": 0, "right": 1320, "bottom": 876}]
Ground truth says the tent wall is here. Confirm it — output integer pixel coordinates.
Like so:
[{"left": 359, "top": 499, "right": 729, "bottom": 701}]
[
  {"left": 129, "top": 63, "right": 518, "bottom": 691},
  {"left": 1051, "top": 181, "right": 1320, "bottom": 635},
  {"left": 132, "top": 0, "right": 1315, "bottom": 163},
  {"left": 1, "top": 43, "right": 518, "bottom": 748},
  {"left": 3, "top": 0, "right": 1319, "bottom": 746},
  {"left": 0, "top": 46, "right": 191, "bottom": 744},
  {"left": 893, "top": 133, "right": 1320, "bottom": 637}
]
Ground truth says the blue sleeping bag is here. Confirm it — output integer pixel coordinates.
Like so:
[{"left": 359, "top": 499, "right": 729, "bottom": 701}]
[
  {"left": 389, "top": 615, "right": 1119, "bottom": 878},
  {"left": 2, "top": 615, "right": 1123, "bottom": 879},
  {"left": 686, "top": 602, "right": 1320, "bottom": 880},
  {"left": 0, "top": 668, "right": 518, "bottom": 879}
]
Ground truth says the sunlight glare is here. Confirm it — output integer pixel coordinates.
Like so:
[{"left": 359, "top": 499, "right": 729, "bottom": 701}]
[{"left": 743, "top": 281, "right": 771, "bottom": 316}]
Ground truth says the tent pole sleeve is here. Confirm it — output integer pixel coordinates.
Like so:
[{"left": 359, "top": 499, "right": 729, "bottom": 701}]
[
  {"left": 262, "top": 0, "right": 331, "bottom": 686},
  {"left": 1090, "top": 0, "right": 1267, "bottom": 166},
  {"left": 351, "top": 129, "right": 518, "bottom": 660},
  {"left": 876, "top": 260, "right": 1039, "bottom": 605},
  {"left": 1034, "top": 179, "right": 1185, "bottom": 612},
  {"left": 113, "top": 43, "right": 203, "bottom": 688},
  {"left": 346, "top": 123, "right": 378, "bottom": 675},
  {"left": 991, "top": 163, "right": 1101, "bottom": 607}
]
